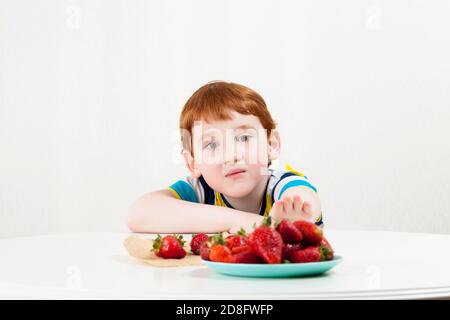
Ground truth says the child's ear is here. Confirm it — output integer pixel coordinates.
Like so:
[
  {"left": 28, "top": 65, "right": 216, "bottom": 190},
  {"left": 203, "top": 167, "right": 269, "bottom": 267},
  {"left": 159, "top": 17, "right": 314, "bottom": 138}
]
[
  {"left": 182, "top": 150, "right": 202, "bottom": 178},
  {"left": 268, "top": 129, "right": 281, "bottom": 161}
]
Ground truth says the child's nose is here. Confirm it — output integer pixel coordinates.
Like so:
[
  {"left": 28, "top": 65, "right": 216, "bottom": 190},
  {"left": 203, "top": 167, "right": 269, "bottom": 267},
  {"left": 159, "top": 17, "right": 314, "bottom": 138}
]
[
  {"left": 223, "top": 144, "right": 245, "bottom": 164},
  {"left": 223, "top": 149, "right": 237, "bottom": 164}
]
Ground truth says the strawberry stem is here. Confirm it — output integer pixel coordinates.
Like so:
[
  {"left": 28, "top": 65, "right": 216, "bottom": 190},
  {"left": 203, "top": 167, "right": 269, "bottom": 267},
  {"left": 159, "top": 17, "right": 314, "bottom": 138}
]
[
  {"left": 319, "top": 244, "right": 332, "bottom": 261},
  {"left": 152, "top": 234, "right": 162, "bottom": 253},
  {"left": 261, "top": 216, "right": 272, "bottom": 227},
  {"left": 175, "top": 234, "right": 186, "bottom": 247},
  {"left": 210, "top": 232, "right": 226, "bottom": 245},
  {"left": 237, "top": 227, "right": 247, "bottom": 236}
]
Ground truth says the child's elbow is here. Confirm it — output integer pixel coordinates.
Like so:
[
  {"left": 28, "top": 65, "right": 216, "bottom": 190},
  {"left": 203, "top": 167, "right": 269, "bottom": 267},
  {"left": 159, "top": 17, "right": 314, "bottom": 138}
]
[
  {"left": 126, "top": 190, "right": 171, "bottom": 233},
  {"left": 127, "top": 197, "right": 148, "bottom": 233},
  {"left": 127, "top": 209, "right": 141, "bottom": 233},
  {"left": 127, "top": 219, "right": 139, "bottom": 233}
]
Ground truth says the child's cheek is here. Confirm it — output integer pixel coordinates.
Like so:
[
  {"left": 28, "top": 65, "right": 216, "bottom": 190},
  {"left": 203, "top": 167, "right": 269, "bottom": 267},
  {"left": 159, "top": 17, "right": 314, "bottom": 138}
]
[
  {"left": 242, "top": 143, "right": 264, "bottom": 166},
  {"left": 198, "top": 164, "right": 223, "bottom": 184}
]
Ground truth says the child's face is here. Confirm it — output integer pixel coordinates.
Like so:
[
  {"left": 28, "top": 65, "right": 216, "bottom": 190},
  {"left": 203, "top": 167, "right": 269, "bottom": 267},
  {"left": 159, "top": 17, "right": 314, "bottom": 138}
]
[{"left": 190, "top": 111, "right": 275, "bottom": 198}]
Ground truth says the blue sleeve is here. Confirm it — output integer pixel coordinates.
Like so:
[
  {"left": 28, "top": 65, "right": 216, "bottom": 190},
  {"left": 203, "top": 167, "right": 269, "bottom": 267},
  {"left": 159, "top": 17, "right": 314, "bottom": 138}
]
[{"left": 167, "top": 180, "right": 200, "bottom": 203}]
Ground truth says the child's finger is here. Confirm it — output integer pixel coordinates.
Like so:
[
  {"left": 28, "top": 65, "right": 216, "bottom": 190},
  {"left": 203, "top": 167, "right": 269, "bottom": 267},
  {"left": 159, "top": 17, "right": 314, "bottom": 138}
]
[
  {"left": 293, "top": 195, "right": 303, "bottom": 213},
  {"left": 302, "top": 201, "right": 313, "bottom": 220},
  {"left": 302, "top": 201, "right": 311, "bottom": 213},
  {"left": 272, "top": 200, "right": 284, "bottom": 221},
  {"left": 283, "top": 197, "right": 294, "bottom": 216},
  {"left": 277, "top": 200, "right": 285, "bottom": 220}
]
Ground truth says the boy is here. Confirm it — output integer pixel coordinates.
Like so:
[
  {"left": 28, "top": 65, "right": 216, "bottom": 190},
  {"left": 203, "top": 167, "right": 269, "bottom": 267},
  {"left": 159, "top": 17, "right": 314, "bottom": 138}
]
[{"left": 128, "top": 81, "right": 323, "bottom": 234}]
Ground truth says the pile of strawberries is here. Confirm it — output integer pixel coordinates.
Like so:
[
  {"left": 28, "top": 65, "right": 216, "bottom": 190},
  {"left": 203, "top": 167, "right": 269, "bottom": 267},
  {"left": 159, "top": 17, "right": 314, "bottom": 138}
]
[{"left": 152, "top": 217, "right": 334, "bottom": 264}]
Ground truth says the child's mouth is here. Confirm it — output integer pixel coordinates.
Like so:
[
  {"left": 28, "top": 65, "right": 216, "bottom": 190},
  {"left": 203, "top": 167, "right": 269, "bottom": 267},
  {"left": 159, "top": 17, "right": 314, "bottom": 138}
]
[{"left": 225, "top": 170, "right": 246, "bottom": 178}]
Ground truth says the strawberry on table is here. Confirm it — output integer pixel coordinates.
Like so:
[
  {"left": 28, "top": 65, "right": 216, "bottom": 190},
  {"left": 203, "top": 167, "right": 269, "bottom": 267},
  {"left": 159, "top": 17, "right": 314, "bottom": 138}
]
[
  {"left": 248, "top": 216, "right": 283, "bottom": 264},
  {"left": 231, "top": 250, "right": 261, "bottom": 264},
  {"left": 290, "top": 245, "right": 333, "bottom": 263},
  {"left": 200, "top": 221, "right": 335, "bottom": 265},
  {"left": 275, "top": 219, "right": 303, "bottom": 244},
  {"left": 231, "top": 245, "right": 252, "bottom": 254},
  {"left": 203, "top": 232, "right": 230, "bottom": 262},
  {"left": 320, "top": 237, "right": 334, "bottom": 261},
  {"left": 152, "top": 234, "right": 187, "bottom": 259},
  {"left": 293, "top": 220, "right": 323, "bottom": 246},
  {"left": 209, "top": 245, "right": 233, "bottom": 263},
  {"left": 190, "top": 233, "right": 210, "bottom": 255},
  {"left": 225, "top": 228, "right": 248, "bottom": 250},
  {"left": 200, "top": 242, "right": 211, "bottom": 261},
  {"left": 282, "top": 243, "right": 302, "bottom": 262}
]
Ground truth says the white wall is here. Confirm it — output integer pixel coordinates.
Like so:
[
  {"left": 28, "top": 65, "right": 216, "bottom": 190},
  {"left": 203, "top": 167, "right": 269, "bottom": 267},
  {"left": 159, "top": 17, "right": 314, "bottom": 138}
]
[{"left": 1, "top": 0, "right": 449, "bottom": 238}]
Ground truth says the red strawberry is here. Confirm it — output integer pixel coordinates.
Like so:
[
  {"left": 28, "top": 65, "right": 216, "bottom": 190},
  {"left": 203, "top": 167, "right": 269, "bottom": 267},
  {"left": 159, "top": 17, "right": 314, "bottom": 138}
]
[
  {"left": 231, "top": 245, "right": 252, "bottom": 254},
  {"left": 199, "top": 232, "right": 224, "bottom": 261},
  {"left": 190, "top": 233, "right": 210, "bottom": 255},
  {"left": 282, "top": 243, "right": 302, "bottom": 262},
  {"left": 226, "top": 230, "right": 248, "bottom": 250},
  {"left": 225, "top": 228, "right": 248, "bottom": 254},
  {"left": 320, "top": 237, "right": 334, "bottom": 261},
  {"left": 200, "top": 242, "right": 211, "bottom": 261},
  {"left": 293, "top": 220, "right": 323, "bottom": 246},
  {"left": 152, "top": 234, "right": 186, "bottom": 259},
  {"left": 209, "top": 244, "right": 233, "bottom": 263},
  {"left": 290, "top": 245, "right": 332, "bottom": 263},
  {"left": 276, "top": 219, "right": 303, "bottom": 244},
  {"left": 231, "top": 251, "right": 261, "bottom": 264},
  {"left": 248, "top": 216, "right": 283, "bottom": 264}
]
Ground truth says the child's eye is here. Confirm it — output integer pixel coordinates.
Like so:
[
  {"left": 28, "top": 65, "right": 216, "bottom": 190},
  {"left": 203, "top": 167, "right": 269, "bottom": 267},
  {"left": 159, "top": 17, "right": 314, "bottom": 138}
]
[
  {"left": 205, "top": 141, "right": 218, "bottom": 151},
  {"left": 235, "top": 134, "right": 252, "bottom": 143}
]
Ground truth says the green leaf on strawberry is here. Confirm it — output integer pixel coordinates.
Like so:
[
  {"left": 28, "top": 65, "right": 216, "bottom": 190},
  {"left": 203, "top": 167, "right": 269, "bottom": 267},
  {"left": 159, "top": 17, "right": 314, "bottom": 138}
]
[
  {"left": 236, "top": 227, "right": 247, "bottom": 236},
  {"left": 210, "top": 232, "right": 226, "bottom": 246}
]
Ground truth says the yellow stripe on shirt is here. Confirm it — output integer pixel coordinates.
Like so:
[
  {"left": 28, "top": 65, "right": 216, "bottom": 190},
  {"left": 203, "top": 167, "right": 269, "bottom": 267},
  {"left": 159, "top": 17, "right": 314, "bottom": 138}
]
[
  {"left": 167, "top": 187, "right": 182, "bottom": 200},
  {"left": 214, "top": 191, "right": 227, "bottom": 207},
  {"left": 263, "top": 193, "right": 272, "bottom": 218},
  {"left": 285, "top": 163, "right": 305, "bottom": 177}
]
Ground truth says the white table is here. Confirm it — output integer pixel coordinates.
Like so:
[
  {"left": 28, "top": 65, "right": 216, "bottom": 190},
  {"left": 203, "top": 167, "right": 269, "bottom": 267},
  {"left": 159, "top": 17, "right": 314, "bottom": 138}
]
[{"left": 0, "top": 230, "right": 449, "bottom": 299}]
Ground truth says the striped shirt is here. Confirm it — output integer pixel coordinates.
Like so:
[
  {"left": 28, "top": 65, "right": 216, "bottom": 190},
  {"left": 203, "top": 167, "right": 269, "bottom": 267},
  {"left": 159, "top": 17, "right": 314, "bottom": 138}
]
[{"left": 167, "top": 163, "right": 323, "bottom": 226}]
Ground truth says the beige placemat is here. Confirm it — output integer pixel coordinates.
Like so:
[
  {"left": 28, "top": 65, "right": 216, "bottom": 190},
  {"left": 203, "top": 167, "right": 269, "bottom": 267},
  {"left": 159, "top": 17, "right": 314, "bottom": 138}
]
[{"left": 123, "top": 235, "right": 203, "bottom": 267}]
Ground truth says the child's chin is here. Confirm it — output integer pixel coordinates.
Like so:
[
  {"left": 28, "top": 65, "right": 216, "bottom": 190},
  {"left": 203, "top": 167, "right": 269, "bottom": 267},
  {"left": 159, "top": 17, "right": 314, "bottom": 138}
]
[{"left": 223, "top": 186, "right": 253, "bottom": 198}]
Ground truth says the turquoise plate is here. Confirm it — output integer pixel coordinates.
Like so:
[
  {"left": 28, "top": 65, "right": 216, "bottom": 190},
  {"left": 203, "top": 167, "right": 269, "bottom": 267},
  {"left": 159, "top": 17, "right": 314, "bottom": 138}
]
[{"left": 202, "top": 256, "right": 343, "bottom": 278}]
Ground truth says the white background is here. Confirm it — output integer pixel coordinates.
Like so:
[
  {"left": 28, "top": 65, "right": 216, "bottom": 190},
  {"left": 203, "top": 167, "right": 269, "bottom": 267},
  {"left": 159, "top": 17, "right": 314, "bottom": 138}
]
[{"left": 0, "top": 0, "right": 449, "bottom": 238}]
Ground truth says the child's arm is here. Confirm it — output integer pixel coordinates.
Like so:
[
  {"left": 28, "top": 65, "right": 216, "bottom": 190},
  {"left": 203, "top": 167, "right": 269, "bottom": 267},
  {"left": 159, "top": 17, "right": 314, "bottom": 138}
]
[{"left": 127, "top": 189, "right": 264, "bottom": 234}]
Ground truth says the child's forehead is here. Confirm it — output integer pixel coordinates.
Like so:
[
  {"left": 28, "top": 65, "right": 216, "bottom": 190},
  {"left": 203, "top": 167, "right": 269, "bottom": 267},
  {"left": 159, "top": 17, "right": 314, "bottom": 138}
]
[
  {"left": 193, "top": 112, "right": 264, "bottom": 138},
  {"left": 198, "top": 112, "right": 262, "bottom": 129}
]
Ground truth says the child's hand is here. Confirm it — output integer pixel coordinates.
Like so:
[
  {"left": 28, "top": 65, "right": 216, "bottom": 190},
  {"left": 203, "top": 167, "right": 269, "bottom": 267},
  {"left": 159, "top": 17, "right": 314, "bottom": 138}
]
[{"left": 269, "top": 195, "right": 314, "bottom": 224}]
